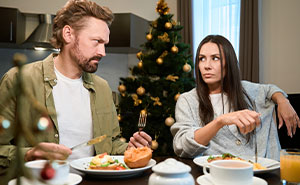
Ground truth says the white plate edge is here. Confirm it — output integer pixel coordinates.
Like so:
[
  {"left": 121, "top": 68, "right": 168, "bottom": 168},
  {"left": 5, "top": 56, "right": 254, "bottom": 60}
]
[
  {"left": 196, "top": 174, "right": 268, "bottom": 185},
  {"left": 193, "top": 155, "right": 279, "bottom": 174},
  {"left": 8, "top": 173, "right": 82, "bottom": 185}
]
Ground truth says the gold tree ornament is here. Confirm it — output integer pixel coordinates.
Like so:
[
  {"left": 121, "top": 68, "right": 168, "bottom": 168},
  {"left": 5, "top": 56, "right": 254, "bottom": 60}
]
[
  {"left": 137, "top": 86, "right": 146, "bottom": 96},
  {"left": 146, "top": 33, "right": 153, "bottom": 41},
  {"left": 146, "top": 28, "right": 153, "bottom": 41},
  {"left": 158, "top": 32, "right": 170, "bottom": 42},
  {"left": 137, "top": 60, "right": 143, "bottom": 69},
  {"left": 151, "top": 140, "right": 159, "bottom": 150},
  {"left": 171, "top": 45, "right": 178, "bottom": 53},
  {"left": 150, "top": 96, "right": 162, "bottom": 106},
  {"left": 136, "top": 51, "right": 143, "bottom": 59},
  {"left": 156, "top": 0, "right": 169, "bottom": 15},
  {"left": 165, "top": 22, "right": 172, "bottom": 29},
  {"left": 120, "top": 137, "right": 126, "bottom": 143},
  {"left": 131, "top": 94, "right": 142, "bottom": 106},
  {"left": 165, "top": 116, "right": 175, "bottom": 127},
  {"left": 118, "top": 84, "right": 126, "bottom": 93},
  {"left": 117, "top": 114, "right": 122, "bottom": 122},
  {"left": 156, "top": 50, "right": 168, "bottom": 65},
  {"left": 183, "top": 63, "right": 192, "bottom": 73},
  {"left": 156, "top": 57, "right": 163, "bottom": 65},
  {"left": 166, "top": 75, "right": 179, "bottom": 82},
  {"left": 174, "top": 93, "right": 181, "bottom": 101}
]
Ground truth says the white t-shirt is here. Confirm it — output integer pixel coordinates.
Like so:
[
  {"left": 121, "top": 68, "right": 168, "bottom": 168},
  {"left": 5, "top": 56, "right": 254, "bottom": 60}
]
[
  {"left": 210, "top": 93, "right": 230, "bottom": 117},
  {"left": 210, "top": 93, "right": 237, "bottom": 134},
  {"left": 52, "top": 66, "right": 94, "bottom": 161}
]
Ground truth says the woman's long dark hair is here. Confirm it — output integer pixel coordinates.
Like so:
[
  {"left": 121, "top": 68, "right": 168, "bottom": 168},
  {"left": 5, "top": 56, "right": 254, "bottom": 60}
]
[{"left": 195, "top": 35, "right": 250, "bottom": 125}]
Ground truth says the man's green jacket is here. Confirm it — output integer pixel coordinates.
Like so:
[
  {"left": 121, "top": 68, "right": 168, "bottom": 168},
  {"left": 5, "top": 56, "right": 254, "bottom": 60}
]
[{"left": 0, "top": 54, "right": 128, "bottom": 173}]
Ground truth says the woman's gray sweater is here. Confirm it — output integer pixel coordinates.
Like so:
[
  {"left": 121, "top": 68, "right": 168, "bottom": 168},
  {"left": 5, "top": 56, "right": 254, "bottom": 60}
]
[{"left": 171, "top": 81, "right": 287, "bottom": 161}]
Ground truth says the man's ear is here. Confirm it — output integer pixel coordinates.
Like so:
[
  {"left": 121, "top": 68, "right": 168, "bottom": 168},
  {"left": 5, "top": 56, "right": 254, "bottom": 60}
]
[{"left": 62, "top": 25, "right": 74, "bottom": 44}]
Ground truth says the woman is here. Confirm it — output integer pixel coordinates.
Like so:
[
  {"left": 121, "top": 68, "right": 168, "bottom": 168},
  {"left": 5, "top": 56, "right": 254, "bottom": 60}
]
[{"left": 171, "top": 35, "right": 299, "bottom": 160}]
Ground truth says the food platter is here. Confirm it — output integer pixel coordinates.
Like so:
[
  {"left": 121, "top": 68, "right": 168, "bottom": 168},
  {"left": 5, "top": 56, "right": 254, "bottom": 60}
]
[
  {"left": 70, "top": 155, "right": 156, "bottom": 178},
  {"left": 193, "top": 155, "right": 280, "bottom": 174}
]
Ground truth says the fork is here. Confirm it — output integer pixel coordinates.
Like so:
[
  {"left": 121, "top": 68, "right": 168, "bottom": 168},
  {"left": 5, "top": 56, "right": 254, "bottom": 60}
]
[
  {"left": 138, "top": 112, "right": 147, "bottom": 133},
  {"left": 252, "top": 101, "right": 258, "bottom": 163}
]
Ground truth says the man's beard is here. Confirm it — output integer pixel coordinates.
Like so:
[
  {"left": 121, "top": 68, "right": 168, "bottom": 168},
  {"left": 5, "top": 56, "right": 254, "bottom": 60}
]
[{"left": 71, "top": 39, "right": 101, "bottom": 73}]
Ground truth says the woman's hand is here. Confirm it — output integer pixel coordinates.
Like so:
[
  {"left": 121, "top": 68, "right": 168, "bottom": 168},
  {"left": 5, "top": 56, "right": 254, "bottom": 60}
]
[
  {"left": 272, "top": 92, "right": 300, "bottom": 137},
  {"left": 24, "top": 143, "right": 72, "bottom": 161},
  {"left": 217, "top": 109, "right": 261, "bottom": 134},
  {"left": 127, "top": 131, "right": 152, "bottom": 148},
  {"left": 277, "top": 100, "right": 300, "bottom": 137},
  {"left": 194, "top": 109, "right": 260, "bottom": 145}
]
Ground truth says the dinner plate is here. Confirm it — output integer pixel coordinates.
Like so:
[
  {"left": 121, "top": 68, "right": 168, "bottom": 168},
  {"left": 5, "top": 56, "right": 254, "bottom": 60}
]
[
  {"left": 8, "top": 173, "right": 82, "bottom": 185},
  {"left": 193, "top": 155, "right": 280, "bottom": 174},
  {"left": 70, "top": 155, "right": 156, "bottom": 178},
  {"left": 196, "top": 174, "right": 267, "bottom": 185}
]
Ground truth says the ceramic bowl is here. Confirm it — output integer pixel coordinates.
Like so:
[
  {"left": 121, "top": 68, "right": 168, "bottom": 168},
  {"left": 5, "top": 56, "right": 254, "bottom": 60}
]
[{"left": 25, "top": 160, "right": 69, "bottom": 185}]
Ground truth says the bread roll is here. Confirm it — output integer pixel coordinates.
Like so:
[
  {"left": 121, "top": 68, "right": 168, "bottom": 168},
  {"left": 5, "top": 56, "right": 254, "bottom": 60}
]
[{"left": 124, "top": 147, "right": 152, "bottom": 168}]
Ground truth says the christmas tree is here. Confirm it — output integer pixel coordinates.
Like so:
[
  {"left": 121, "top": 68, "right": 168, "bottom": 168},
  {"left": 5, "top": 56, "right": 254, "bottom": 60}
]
[{"left": 117, "top": 0, "right": 195, "bottom": 156}]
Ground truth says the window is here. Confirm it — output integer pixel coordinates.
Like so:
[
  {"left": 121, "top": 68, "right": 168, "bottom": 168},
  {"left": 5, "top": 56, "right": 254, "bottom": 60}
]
[{"left": 192, "top": 0, "right": 241, "bottom": 60}]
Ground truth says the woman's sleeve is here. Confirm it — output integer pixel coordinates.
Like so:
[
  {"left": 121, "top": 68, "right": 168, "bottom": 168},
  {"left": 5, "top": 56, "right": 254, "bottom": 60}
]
[
  {"left": 262, "top": 84, "right": 287, "bottom": 101},
  {"left": 170, "top": 93, "right": 209, "bottom": 158},
  {"left": 242, "top": 80, "right": 287, "bottom": 103}
]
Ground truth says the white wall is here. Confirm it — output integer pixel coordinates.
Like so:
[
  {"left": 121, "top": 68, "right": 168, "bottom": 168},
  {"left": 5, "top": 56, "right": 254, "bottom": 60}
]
[
  {"left": 260, "top": 0, "right": 300, "bottom": 93},
  {"left": 0, "top": 0, "right": 177, "bottom": 20}
]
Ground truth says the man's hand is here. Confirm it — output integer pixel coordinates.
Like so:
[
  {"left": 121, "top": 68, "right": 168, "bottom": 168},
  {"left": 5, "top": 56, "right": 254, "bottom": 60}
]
[
  {"left": 25, "top": 142, "right": 72, "bottom": 161},
  {"left": 127, "top": 131, "right": 152, "bottom": 148}
]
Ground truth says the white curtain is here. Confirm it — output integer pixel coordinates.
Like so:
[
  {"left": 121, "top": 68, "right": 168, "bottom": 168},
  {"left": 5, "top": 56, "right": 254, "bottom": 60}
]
[{"left": 192, "top": 0, "right": 241, "bottom": 61}]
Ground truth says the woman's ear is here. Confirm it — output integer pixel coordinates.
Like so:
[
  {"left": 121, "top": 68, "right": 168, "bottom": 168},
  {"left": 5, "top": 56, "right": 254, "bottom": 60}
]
[{"left": 62, "top": 25, "right": 74, "bottom": 44}]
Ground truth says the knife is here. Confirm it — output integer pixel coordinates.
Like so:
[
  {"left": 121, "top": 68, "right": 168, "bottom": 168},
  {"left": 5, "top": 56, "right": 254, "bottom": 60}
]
[{"left": 71, "top": 135, "right": 107, "bottom": 151}]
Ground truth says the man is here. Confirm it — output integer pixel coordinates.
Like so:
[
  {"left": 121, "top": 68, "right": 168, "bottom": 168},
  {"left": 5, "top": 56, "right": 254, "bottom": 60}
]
[{"left": 0, "top": 0, "right": 151, "bottom": 171}]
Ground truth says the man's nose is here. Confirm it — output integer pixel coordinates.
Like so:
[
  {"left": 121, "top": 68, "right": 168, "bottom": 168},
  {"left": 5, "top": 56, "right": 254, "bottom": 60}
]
[{"left": 97, "top": 44, "right": 106, "bottom": 57}]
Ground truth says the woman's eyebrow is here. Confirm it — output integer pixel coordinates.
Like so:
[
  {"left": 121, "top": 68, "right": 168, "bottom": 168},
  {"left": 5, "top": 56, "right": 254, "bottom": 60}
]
[{"left": 199, "top": 53, "right": 220, "bottom": 56}]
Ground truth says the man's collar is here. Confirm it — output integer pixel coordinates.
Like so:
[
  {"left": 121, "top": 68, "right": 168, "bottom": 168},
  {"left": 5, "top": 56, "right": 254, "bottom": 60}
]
[
  {"left": 42, "top": 53, "right": 57, "bottom": 84},
  {"left": 42, "top": 53, "right": 95, "bottom": 91}
]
